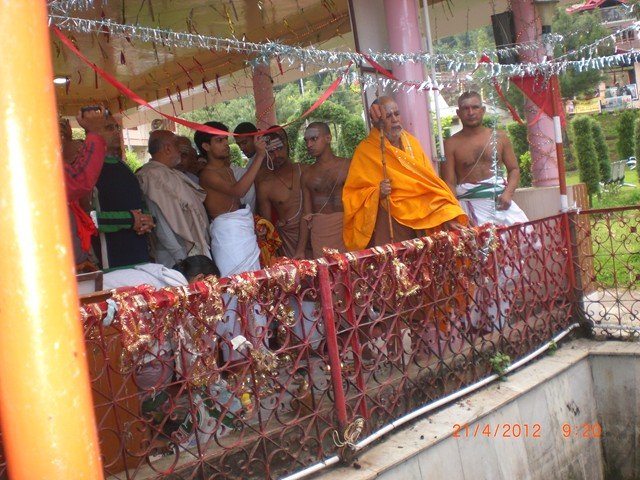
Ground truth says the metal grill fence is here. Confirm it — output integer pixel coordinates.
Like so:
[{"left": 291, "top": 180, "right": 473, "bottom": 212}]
[
  {"left": 0, "top": 206, "right": 637, "bottom": 479},
  {"left": 573, "top": 205, "right": 640, "bottom": 337}
]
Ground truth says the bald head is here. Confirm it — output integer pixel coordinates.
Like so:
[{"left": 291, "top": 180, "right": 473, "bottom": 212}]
[
  {"left": 304, "top": 121, "right": 333, "bottom": 159},
  {"left": 148, "top": 130, "right": 181, "bottom": 167},
  {"left": 175, "top": 135, "right": 203, "bottom": 175},
  {"left": 306, "top": 121, "right": 331, "bottom": 136},
  {"left": 371, "top": 96, "right": 402, "bottom": 143}
]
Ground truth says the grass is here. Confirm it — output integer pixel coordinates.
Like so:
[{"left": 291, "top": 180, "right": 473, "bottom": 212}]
[
  {"left": 565, "top": 168, "right": 639, "bottom": 288},
  {"left": 590, "top": 215, "right": 640, "bottom": 288},
  {"left": 566, "top": 169, "right": 640, "bottom": 209}
]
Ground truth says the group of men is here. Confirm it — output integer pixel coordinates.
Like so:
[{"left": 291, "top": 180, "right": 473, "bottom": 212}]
[{"left": 65, "top": 90, "right": 528, "bottom": 284}]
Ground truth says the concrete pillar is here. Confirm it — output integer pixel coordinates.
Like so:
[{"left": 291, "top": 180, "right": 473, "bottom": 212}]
[
  {"left": 511, "top": 0, "right": 559, "bottom": 187},
  {"left": 383, "top": 0, "right": 434, "bottom": 160},
  {"left": 252, "top": 62, "right": 277, "bottom": 129}
]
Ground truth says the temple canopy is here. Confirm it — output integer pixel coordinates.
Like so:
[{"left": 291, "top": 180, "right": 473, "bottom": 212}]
[{"left": 49, "top": 0, "right": 530, "bottom": 126}]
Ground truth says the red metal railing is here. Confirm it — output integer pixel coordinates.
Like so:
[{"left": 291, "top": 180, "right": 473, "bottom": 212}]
[
  {"left": 572, "top": 205, "right": 640, "bottom": 337},
  {"left": 0, "top": 207, "right": 637, "bottom": 479}
]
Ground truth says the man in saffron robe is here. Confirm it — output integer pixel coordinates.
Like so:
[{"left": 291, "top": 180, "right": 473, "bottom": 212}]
[{"left": 343, "top": 96, "right": 468, "bottom": 251}]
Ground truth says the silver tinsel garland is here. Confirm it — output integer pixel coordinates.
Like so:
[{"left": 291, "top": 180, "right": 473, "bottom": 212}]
[
  {"left": 47, "top": 12, "right": 640, "bottom": 89},
  {"left": 48, "top": 0, "right": 95, "bottom": 14}
]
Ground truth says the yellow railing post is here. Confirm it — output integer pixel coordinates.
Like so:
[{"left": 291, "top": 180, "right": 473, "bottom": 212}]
[{"left": 0, "top": 1, "right": 103, "bottom": 478}]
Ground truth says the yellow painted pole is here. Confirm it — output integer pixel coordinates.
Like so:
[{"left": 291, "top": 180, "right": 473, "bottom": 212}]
[{"left": 0, "top": 2, "right": 103, "bottom": 479}]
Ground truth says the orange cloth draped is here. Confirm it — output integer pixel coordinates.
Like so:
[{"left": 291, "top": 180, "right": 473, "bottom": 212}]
[
  {"left": 254, "top": 215, "right": 282, "bottom": 268},
  {"left": 342, "top": 128, "right": 468, "bottom": 251}
]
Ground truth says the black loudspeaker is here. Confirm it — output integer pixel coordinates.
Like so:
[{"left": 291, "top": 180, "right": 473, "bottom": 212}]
[{"left": 491, "top": 11, "right": 519, "bottom": 65}]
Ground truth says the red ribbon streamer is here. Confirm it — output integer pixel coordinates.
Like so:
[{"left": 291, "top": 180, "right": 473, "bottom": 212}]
[
  {"left": 362, "top": 54, "right": 438, "bottom": 92},
  {"left": 362, "top": 54, "right": 399, "bottom": 81},
  {"left": 276, "top": 55, "right": 284, "bottom": 76},
  {"left": 53, "top": 26, "right": 350, "bottom": 137}
]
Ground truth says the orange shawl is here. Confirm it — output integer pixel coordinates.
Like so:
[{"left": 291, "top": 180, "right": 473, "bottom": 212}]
[{"left": 342, "top": 128, "right": 467, "bottom": 251}]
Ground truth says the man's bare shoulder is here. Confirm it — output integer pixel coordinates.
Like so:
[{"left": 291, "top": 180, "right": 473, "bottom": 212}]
[
  {"left": 496, "top": 129, "right": 511, "bottom": 141},
  {"left": 444, "top": 132, "right": 464, "bottom": 148},
  {"left": 256, "top": 171, "right": 275, "bottom": 188},
  {"left": 298, "top": 162, "right": 310, "bottom": 172},
  {"left": 200, "top": 165, "right": 234, "bottom": 187},
  {"left": 199, "top": 165, "right": 222, "bottom": 180}
]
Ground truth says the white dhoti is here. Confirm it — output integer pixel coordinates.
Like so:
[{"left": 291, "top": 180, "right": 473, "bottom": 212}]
[
  {"left": 209, "top": 206, "right": 261, "bottom": 277},
  {"left": 456, "top": 177, "right": 534, "bottom": 332},
  {"left": 456, "top": 176, "right": 529, "bottom": 227},
  {"left": 209, "top": 207, "right": 265, "bottom": 360}
]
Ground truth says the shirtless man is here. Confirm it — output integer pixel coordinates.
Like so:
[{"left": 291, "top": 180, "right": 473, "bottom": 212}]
[
  {"left": 232, "top": 121, "right": 262, "bottom": 211},
  {"left": 195, "top": 122, "right": 268, "bottom": 362},
  {"left": 443, "top": 92, "right": 531, "bottom": 334},
  {"left": 256, "top": 126, "right": 307, "bottom": 258},
  {"left": 294, "top": 122, "right": 349, "bottom": 259},
  {"left": 195, "top": 121, "right": 266, "bottom": 276},
  {"left": 442, "top": 91, "right": 527, "bottom": 226}
]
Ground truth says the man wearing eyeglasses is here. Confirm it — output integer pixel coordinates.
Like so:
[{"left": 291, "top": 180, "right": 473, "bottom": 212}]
[
  {"left": 92, "top": 114, "right": 154, "bottom": 269},
  {"left": 342, "top": 96, "right": 467, "bottom": 252}
]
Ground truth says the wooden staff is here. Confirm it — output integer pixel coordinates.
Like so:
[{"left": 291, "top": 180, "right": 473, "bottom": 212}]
[{"left": 379, "top": 120, "right": 395, "bottom": 243}]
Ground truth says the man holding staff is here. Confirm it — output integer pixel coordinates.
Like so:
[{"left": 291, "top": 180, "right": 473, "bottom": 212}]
[{"left": 342, "top": 96, "right": 467, "bottom": 251}]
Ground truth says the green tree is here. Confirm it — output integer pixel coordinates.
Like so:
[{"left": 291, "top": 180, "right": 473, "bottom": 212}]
[
  {"left": 518, "top": 151, "right": 533, "bottom": 188},
  {"left": 434, "top": 25, "right": 495, "bottom": 55},
  {"left": 589, "top": 117, "right": 611, "bottom": 181},
  {"left": 433, "top": 115, "right": 454, "bottom": 159},
  {"left": 286, "top": 99, "right": 352, "bottom": 153},
  {"left": 124, "top": 149, "right": 143, "bottom": 172},
  {"left": 552, "top": 9, "right": 612, "bottom": 99},
  {"left": 178, "top": 95, "right": 256, "bottom": 136},
  {"left": 339, "top": 116, "right": 367, "bottom": 158},
  {"left": 562, "top": 129, "right": 576, "bottom": 171},
  {"left": 506, "top": 122, "right": 529, "bottom": 161},
  {"left": 229, "top": 143, "right": 243, "bottom": 167},
  {"left": 616, "top": 109, "right": 637, "bottom": 159},
  {"left": 571, "top": 115, "right": 600, "bottom": 203},
  {"left": 177, "top": 73, "right": 364, "bottom": 149}
]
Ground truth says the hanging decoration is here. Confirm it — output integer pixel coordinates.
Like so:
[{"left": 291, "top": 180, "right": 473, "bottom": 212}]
[
  {"left": 48, "top": 12, "right": 640, "bottom": 80},
  {"left": 53, "top": 25, "right": 352, "bottom": 137}
]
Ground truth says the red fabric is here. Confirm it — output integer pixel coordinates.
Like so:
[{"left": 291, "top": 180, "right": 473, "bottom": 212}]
[
  {"left": 69, "top": 201, "right": 97, "bottom": 252},
  {"left": 64, "top": 133, "right": 106, "bottom": 202},
  {"left": 363, "top": 54, "right": 400, "bottom": 81},
  {"left": 511, "top": 75, "right": 566, "bottom": 127}
]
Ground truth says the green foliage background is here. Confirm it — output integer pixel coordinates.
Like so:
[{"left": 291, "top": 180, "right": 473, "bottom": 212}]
[
  {"left": 635, "top": 118, "right": 640, "bottom": 183},
  {"left": 518, "top": 151, "right": 533, "bottom": 188},
  {"left": 176, "top": 73, "right": 365, "bottom": 162},
  {"left": 617, "top": 109, "right": 638, "bottom": 159},
  {"left": 591, "top": 118, "right": 611, "bottom": 181},
  {"left": 571, "top": 115, "right": 601, "bottom": 201},
  {"left": 506, "top": 122, "right": 529, "bottom": 161},
  {"left": 553, "top": 10, "right": 612, "bottom": 99}
]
